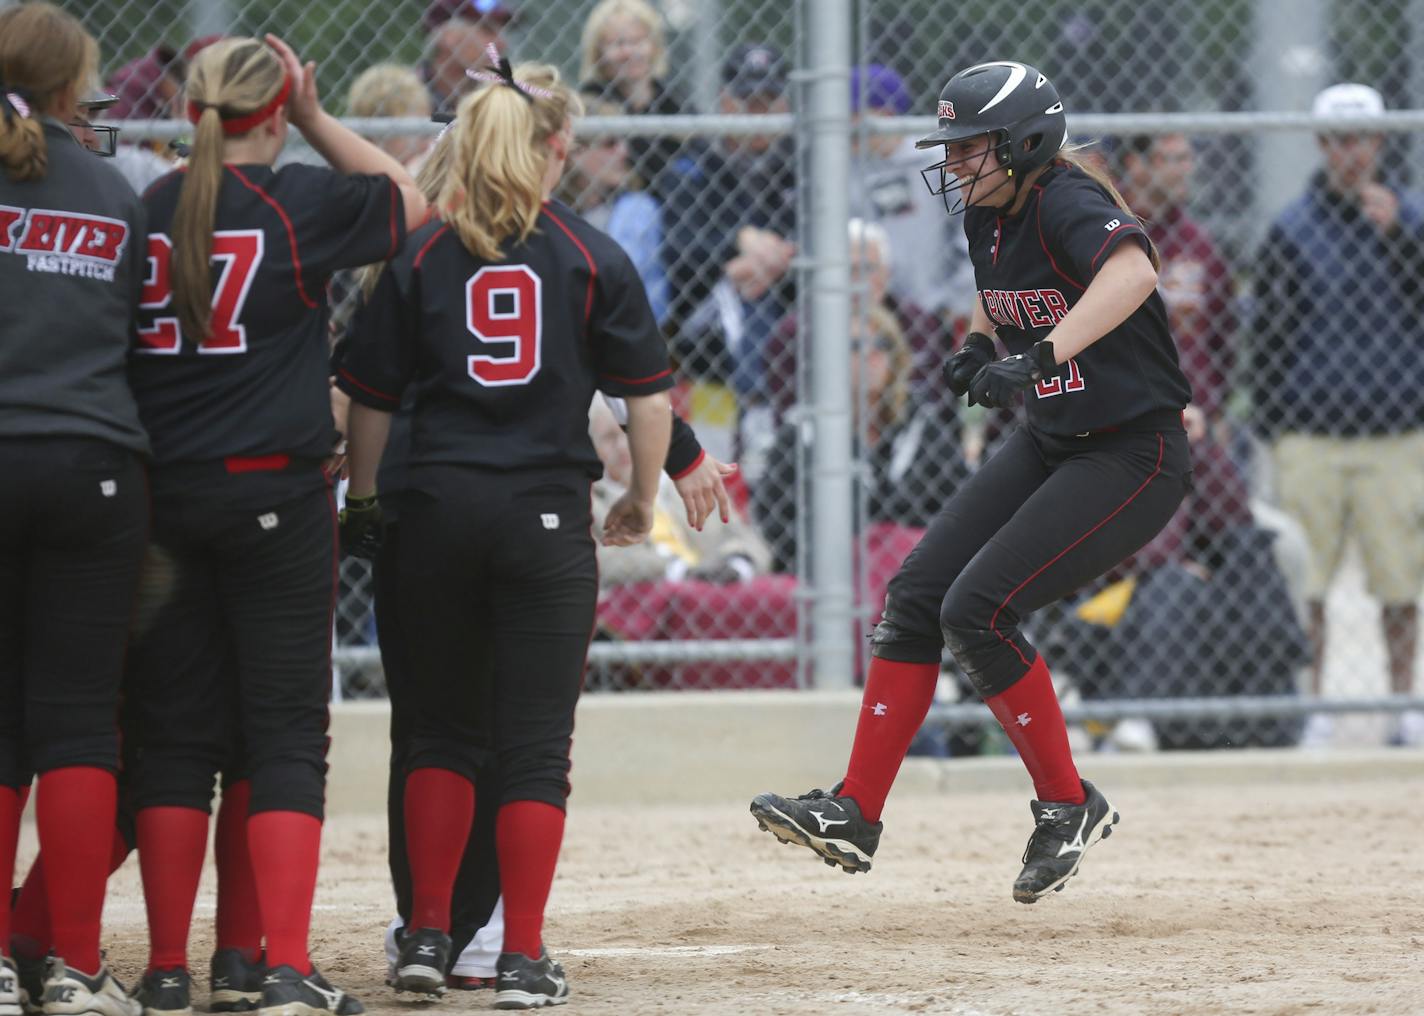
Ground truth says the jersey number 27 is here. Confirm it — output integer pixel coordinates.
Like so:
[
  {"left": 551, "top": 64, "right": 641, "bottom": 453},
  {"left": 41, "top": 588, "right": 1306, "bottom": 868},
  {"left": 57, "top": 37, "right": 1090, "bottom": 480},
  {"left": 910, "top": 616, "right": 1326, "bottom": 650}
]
[{"left": 136, "top": 230, "right": 264, "bottom": 355}]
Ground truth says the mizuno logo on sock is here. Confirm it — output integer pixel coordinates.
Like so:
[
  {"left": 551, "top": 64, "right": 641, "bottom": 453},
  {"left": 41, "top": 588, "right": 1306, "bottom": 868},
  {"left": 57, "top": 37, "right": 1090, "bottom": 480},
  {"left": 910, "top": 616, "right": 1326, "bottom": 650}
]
[{"left": 809, "top": 809, "right": 848, "bottom": 833}]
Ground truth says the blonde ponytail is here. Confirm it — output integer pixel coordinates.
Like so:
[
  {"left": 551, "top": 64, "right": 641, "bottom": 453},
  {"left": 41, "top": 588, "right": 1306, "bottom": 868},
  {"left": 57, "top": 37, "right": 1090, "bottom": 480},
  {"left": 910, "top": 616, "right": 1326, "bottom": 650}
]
[
  {"left": 1055, "top": 144, "right": 1161, "bottom": 269},
  {"left": 354, "top": 125, "right": 458, "bottom": 299},
  {"left": 0, "top": 3, "right": 98, "bottom": 183},
  {"left": 443, "top": 63, "right": 582, "bottom": 261},
  {"left": 171, "top": 37, "right": 286, "bottom": 341}
]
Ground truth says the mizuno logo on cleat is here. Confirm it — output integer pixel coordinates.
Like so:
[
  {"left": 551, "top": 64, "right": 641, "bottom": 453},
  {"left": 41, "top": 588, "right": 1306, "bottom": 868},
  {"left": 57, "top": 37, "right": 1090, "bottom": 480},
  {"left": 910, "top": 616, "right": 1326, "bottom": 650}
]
[
  {"left": 416, "top": 946, "right": 435, "bottom": 956},
  {"left": 499, "top": 973, "right": 520, "bottom": 982},
  {"left": 1057, "top": 812, "right": 1091, "bottom": 856},
  {"left": 809, "top": 809, "right": 848, "bottom": 833}
]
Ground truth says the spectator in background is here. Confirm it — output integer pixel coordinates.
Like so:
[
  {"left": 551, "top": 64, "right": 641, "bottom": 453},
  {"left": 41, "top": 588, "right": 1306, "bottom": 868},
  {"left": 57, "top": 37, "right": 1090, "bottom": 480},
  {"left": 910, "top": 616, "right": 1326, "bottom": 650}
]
[
  {"left": 347, "top": 63, "right": 433, "bottom": 169},
  {"left": 1117, "top": 133, "right": 1235, "bottom": 438},
  {"left": 578, "top": 0, "right": 689, "bottom": 189},
  {"left": 420, "top": 0, "right": 514, "bottom": 116},
  {"left": 661, "top": 43, "right": 795, "bottom": 483},
  {"left": 557, "top": 92, "right": 668, "bottom": 322},
  {"left": 764, "top": 218, "right": 948, "bottom": 421},
  {"left": 850, "top": 64, "right": 976, "bottom": 326},
  {"left": 106, "top": 42, "right": 185, "bottom": 120},
  {"left": 1252, "top": 83, "right": 1424, "bottom": 747},
  {"left": 754, "top": 305, "right": 970, "bottom": 577}
]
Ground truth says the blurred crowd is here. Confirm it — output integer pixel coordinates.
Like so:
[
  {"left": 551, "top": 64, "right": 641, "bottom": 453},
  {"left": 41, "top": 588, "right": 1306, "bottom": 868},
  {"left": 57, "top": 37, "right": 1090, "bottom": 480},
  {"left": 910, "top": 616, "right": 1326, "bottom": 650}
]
[{"left": 88, "top": 0, "right": 1422, "bottom": 748}]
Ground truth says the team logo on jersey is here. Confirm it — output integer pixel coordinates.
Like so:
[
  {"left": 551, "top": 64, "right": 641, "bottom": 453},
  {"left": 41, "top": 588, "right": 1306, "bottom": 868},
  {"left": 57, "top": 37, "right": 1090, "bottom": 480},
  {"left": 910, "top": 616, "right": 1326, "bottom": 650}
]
[
  {"left": 980, "top": 288, "right": 1070, "bottom": 330},
  {"left": 0, "top": 204, "right": 131, "bottom": 282},
  {"left": 938, "top": 99, "right": 956, "bottom": 121}
]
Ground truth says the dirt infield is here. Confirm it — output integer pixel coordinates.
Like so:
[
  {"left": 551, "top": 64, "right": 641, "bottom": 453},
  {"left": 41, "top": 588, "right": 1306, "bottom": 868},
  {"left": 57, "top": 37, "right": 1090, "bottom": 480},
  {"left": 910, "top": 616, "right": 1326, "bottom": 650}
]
[{"left": 28, "top": 761, "right": 1422, "bottom": 1016}]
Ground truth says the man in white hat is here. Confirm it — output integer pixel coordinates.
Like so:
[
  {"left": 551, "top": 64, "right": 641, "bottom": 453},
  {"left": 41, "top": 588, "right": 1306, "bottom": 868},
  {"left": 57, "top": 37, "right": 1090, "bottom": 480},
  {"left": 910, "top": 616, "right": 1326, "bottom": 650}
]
[{"left": 1250, "top": 82, "right": 1424, "bottom": 748}]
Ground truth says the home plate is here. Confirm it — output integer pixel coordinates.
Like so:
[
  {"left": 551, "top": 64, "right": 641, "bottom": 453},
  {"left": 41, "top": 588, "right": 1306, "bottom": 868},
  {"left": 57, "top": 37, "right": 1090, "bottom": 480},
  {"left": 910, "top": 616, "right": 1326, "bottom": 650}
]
[{"left": 565, "top": 945, "right": 769, "bottom": 958}]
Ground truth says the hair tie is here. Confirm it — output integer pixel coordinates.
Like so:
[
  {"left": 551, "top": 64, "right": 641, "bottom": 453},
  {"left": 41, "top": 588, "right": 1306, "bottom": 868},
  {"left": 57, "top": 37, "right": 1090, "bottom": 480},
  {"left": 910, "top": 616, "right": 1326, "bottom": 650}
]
[
  {"left": 465, "top": 43, "right": 556, "bottom": 102},
  {"left": 1, "top": 83, "right": 34, "bottom": 121},
  {"left": 186, "top": 74, "right": 292, "bottom": 135}
]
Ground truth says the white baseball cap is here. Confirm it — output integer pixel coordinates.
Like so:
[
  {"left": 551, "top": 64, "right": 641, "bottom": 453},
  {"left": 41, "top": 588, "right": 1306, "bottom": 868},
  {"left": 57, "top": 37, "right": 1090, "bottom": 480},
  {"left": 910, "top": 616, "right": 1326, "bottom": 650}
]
[{"left": 1312, "top": 83, "right": 1385, "bottom": 119}]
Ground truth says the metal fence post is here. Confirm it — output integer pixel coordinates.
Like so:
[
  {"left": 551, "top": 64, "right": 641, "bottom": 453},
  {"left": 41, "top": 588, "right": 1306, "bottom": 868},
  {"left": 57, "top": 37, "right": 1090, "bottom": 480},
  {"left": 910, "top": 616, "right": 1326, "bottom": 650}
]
[{"left": 803, "top": 0, "right": 854, "bottom": 689}]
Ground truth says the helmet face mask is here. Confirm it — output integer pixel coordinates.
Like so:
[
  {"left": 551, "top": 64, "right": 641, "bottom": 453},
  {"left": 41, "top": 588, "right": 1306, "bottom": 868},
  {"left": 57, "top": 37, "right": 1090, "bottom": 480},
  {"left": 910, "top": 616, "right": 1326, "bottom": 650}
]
[
  {"left": 919, "top": 129, "right": 1017, "bottom": 215},
  {"left": 916, "top": 61, "right": 1067, "bottom": 215}
]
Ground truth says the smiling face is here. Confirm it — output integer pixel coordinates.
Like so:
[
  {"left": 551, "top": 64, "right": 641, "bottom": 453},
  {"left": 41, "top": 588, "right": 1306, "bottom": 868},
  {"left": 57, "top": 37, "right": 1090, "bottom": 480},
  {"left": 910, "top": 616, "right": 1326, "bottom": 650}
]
[
  {"left": 938, "top": 132, "right": 1013, "bottom": 208},
  {"left": 597, "top": 14, "right": 655, "bottom": 89}
]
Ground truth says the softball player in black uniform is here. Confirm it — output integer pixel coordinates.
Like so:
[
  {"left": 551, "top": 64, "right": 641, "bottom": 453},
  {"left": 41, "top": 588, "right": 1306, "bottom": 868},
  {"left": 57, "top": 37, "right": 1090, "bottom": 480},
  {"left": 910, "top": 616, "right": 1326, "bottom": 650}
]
[
  {"left": 752, "top": 61, "right": 1192, "bottom": 903},
  {"left": 124, "top": 35, "right": 424, "bottom": 1016},
  {"left": 0, "top": 7, "right": 148, "bottom": 1014},
  {"left": 338, "top": 57, "right": 672, "bottom": 1010}
]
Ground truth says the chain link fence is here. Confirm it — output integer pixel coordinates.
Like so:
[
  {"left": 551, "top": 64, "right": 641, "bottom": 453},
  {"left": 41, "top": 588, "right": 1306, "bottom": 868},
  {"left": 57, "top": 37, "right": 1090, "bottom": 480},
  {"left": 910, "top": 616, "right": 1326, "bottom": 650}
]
[{"left": 63, "top": 0, "right": 1424, "bottom": 750}]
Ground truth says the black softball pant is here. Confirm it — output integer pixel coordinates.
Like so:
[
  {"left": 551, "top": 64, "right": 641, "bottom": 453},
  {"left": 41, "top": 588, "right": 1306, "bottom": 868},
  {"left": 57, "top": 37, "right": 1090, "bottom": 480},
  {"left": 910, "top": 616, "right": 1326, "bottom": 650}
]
[
  {"left": 0, "top": 437, "right": 148, "bottom": 787},
  {"left": 873, "top": 415, "right": 1192, "bottom": 697},
  {"left": 396, "top": 466, "right": 597, "bottom": 811},
  {"left": 124, "top": 484, "right": 336, "bottom": 818},
  {"left": 376, "top": 521, "right": 502, "bottom": 952}
]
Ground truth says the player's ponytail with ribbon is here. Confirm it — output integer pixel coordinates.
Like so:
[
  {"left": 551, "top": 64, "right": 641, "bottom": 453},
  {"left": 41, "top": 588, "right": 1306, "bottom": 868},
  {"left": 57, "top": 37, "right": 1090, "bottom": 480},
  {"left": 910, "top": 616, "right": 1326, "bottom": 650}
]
[
  {"left": 0, "top": 2, "right": 98, "bottom": 183},
  {"left": 173, "top": 38, "right": 288, "bottom": 342},
  {"left": 444, "top": 54, "right": 582, "bottom": 261}
]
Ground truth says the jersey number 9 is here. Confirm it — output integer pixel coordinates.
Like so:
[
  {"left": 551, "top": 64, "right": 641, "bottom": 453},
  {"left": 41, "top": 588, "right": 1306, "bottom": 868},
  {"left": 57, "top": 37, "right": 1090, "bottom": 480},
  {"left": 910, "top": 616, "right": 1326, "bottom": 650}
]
[
  {"left": 465, "top": 265, "right": 542, "bottom": 387},
  {"left": 136, "top": 230, "right": 264, "bottom": 355}
]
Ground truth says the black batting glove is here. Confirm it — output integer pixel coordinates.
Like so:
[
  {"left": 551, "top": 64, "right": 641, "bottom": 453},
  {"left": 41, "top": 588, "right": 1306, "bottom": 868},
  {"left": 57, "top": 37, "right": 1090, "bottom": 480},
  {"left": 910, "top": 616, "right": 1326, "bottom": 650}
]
[
  {"left": 339, "top": 492, "right": 384, "bottom": 559},
  {"left": 942, "top": 331, "right": 997, "bottom": 396},
  {"left": 968, "top": 341, "right": 1058, "bottom": 409}
]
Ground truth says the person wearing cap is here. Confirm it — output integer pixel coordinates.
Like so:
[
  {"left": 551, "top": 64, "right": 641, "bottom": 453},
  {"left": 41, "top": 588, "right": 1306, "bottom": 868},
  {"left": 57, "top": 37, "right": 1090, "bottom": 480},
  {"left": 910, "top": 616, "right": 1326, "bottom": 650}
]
[
  {"left": 849, "top": 63, "right": 975, "bottom": 329},
  {"left": 1251, "top": 82, "right": 1424, "bottom": 747},
  {"left": 659, "top": 42, "right": 796, "bottom": 483},
  {"left": 420, "top": 0, "right": 515, "bottom": 116}
]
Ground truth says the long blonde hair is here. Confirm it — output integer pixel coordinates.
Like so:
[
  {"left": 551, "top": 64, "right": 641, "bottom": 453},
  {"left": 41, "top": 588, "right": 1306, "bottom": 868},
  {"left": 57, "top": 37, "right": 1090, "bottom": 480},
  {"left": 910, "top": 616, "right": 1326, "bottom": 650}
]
[
  {"left": 1054, "top": 143, "right": 1161, "bottom": 269},
  {"left": 0, "top": 2, "right": 98, "bottom": 183},
  {"left": 442, "top": 63, "right": 582, "bottom": 262},
  {"left": 174, "top": 38, "right": 286, "bottom": 341},
  {"left": 352, "top": 126, "right": 458, "bottom": 300},
  {"left": 860, "top": 305, "right": 911, "bottom": 433},
  {"left": 579, "top": 0, "right": 669, "bottom": 87}
]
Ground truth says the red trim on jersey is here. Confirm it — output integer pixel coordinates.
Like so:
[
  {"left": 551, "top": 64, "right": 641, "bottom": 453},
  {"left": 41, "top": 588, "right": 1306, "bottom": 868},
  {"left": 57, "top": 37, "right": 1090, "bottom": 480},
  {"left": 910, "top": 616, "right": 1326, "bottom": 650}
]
[
  {"left": 386, "top": 177, "right": 400, "bottom": 260},
  {"left": 224, "top": 453, "right": 291, "bottom": 474},
  {"left": 226, "top": 166, "right": 318, "bottom": 309},
  {"left": 987, "top": 432, "right": 1165, "bottom": 667},
  {"left": 669, "top": 448, "right": 707, "bottom": 481},
  {"left": 142, "top": 168, "right": 187, "bottom": 201},
  {"left": 413, "top": 224, "right": 451, "bottom": 269},
  {"left": 1032, "top": 185, "right": 1086, "bottom": 292},
  {"left": 1089, "top": 223, "right": 1144, "bottom": 272},
  {"left": 541, "top": 205, "right": 597, "bottom": 325},
  {"left": 336, "top": 366, "right": 399, "bottom": 406},
  {"left": 599, "top": 367, "right": 673, "bottom": 387}
]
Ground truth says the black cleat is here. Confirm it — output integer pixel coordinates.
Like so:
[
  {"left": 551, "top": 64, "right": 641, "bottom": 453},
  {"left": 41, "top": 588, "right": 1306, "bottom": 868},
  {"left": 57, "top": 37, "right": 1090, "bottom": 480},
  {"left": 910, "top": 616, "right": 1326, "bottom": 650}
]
[
  {"left": 255, "top": 967, "right": 362, "bottom": 1016},
  {"left": 208, "top": 950, "right": 263, "bottom": 1013},
  {"left": 1013, "top": 779, "right": 1120, "bottom": 903},
  {"left": 749, "top": 782, "right": 882, "bottom": 873},
  {"left": 132, "top": 967, "right": 192, "bottom": 1016},
  {"left": 492, "top": 952, "right": 568, "bottom": 1010},
  {"left": 392, "top": 929, "right": 449, "bottom": 999}
]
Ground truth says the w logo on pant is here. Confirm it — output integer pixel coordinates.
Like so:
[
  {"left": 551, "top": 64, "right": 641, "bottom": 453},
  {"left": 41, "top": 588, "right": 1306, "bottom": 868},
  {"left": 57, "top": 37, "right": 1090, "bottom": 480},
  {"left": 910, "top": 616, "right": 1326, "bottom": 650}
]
[{"left": 541, "top": 514, "right": 560, "bottom": 530}]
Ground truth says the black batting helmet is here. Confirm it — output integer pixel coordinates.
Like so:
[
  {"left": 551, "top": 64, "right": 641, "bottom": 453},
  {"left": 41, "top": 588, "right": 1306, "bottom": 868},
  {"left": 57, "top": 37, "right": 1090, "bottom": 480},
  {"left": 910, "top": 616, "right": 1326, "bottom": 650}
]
[{"left": 916, "top": 61, "right": 1067, "bottom": 213}]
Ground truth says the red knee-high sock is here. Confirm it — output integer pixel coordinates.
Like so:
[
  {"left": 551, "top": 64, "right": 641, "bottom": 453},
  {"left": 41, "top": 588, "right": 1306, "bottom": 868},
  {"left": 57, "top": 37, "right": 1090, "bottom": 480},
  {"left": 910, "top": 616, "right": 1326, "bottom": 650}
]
[
  {"left": 137, "top": 807, "right": 209, "bottom": 972},
  {"left": 36, "top": 767, "right": 117, "bottom": 973},
  {"left": 838, "top": 657, "right": 941, "bottom": 822},
  {"left": 0, "top": 785, "right": 20, "bottom": 952},
  {"left": 984, "top": 656, "right": 1084, "bottom": 804},
  {"left": 215, "top": 781, "right": 261, "bottom": 962},
  {"left": 11, "top": 827, "right": 126, "bottom": 960},
  {"left": 246, "top": 812, "right": 321, "bottom": 975},
  {"left": 404, "top": 768, "right": 475, "bottom": 934},
  {"left": 496, "top": 801, "right": 565, "bottom": 961}
]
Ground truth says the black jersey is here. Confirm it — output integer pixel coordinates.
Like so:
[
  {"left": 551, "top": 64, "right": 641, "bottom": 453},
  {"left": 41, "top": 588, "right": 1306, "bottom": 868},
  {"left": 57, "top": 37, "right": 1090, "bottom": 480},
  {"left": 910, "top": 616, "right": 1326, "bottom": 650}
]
[
  {"left": 965, "top": 162, "right": 1191, "bottom": 435},
  {"left": 130, "top": 164, "right": 404, "bottom": 478},
  {"left": 337, "top": 200, "right": 673, "bottom": 479}
]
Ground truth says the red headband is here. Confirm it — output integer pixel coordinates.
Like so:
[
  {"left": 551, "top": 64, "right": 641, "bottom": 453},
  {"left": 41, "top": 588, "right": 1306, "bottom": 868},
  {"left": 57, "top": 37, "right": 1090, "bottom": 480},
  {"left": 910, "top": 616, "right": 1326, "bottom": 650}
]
[{"left": 187, "top": 74, "right": 292, "bottom": 136}]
